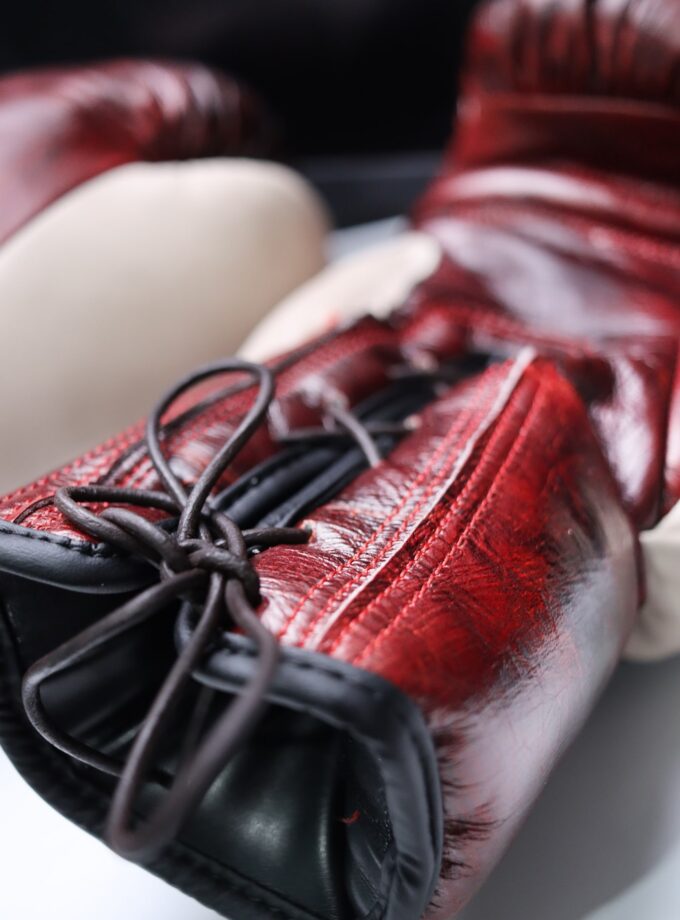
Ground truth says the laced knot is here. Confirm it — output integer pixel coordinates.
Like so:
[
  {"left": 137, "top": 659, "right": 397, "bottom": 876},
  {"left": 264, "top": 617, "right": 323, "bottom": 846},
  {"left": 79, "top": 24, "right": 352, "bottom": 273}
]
[
  {"left": 21, "top": 360, "right": 311, "bottom": 862},
  {"left": 19, "top": 354, "right": 427, "bottom": 862}
]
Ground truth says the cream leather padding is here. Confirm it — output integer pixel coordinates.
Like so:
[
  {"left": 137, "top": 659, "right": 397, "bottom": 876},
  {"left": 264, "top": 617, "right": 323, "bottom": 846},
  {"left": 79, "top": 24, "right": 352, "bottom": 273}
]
[
  {"left": 626, "top": 502, "right": 680, "bottom": 661},
  {"left": 240, "top": 232, "right": 442, "bottom": 360},
  {"left": 0, "top": 158, "right": 328, "bottom": 493}
]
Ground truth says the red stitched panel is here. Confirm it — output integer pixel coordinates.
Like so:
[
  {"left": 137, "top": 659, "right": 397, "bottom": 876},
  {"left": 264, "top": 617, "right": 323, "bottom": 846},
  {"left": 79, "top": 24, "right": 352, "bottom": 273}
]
[{"left": 254, "top": 355, "right": 637, "bottom": 916}]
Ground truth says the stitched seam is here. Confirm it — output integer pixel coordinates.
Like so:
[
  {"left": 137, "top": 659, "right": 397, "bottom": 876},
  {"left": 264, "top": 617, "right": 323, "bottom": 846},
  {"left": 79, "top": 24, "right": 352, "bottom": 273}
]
[
  {"left": 352, "top": 383, "right": 553, "bottom": 668},
  {"left": 277, "top": 368, "right": 512, "bottom": 644},
  {"left": 282, "top": 356, "right": 535, "bottom": 646},
  {"left": 277, "top": 418, "right": 471, "bottom": 641},
  {"left": 0, "top": 523, "right": 115, "bottom": 557},
  {"left": 327, "top": 378, "right": 541, "bottom": 656}
]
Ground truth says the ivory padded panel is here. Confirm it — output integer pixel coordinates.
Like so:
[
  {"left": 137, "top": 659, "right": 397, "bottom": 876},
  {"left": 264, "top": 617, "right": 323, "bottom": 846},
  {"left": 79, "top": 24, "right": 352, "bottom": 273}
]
[
  {"left": 240, "top": 232, "right": 441, "bottom": 360},
  {"left": 0, "top": 158, "right": 328, "bottom": 492},
  {"left": 626, "top": 503, "right": 680, "bottom": 661}
]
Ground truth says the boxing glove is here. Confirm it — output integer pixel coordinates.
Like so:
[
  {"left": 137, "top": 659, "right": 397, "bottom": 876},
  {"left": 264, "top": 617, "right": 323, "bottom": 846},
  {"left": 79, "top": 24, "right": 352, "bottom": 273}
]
[
  {"left": 0, "top": 318, "right": 636, "bottom": 918},
  {"left": 416, "top": 0, "right": 680, "bottom": 662},
  {"left": 1, "top": 1, "right": 676, "bottom": 918},
  {"left": 0, "top": 61, "right": 328, "bottom": 493}
]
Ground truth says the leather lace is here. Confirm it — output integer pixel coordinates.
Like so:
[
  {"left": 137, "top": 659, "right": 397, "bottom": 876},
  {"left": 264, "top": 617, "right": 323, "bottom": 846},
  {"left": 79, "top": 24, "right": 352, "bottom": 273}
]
[{"left": 20, "top": 358, "right": 407, "bottom": 861}]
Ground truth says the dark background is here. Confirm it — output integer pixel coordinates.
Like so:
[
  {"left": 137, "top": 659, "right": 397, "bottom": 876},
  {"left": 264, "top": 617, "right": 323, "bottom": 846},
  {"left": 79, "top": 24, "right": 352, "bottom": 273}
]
[{"left": 0, "top": 0, "right": 480, "bottom": 222}]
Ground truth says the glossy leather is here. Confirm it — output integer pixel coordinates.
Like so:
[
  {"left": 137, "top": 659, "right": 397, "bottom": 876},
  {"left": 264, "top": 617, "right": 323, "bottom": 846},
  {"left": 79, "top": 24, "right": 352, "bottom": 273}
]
[
  {"left": 414, "top": 0, "right": 680, "bottom": 523},
  {"left": 0, "top": 59, "right": 267, "bottom": 245},
  {"left": 400, "top": 3, "right": 679, "bottom": 905},
  {"left": 1, "top": 1, "right": 677, "bottom": 918},
  {"left": 254, "top": 350, "right": 638, "bottom": 916}
]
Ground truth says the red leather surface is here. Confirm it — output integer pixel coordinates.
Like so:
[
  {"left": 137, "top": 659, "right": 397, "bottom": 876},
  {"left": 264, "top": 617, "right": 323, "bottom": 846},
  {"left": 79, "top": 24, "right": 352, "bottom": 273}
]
[
  {"left": 449, "top": 0, "right": 680, "bottom": 182},
  {"left": 415, "top": 0, "right": 680, "bottom": 523},
  {"left": 255, "top": 352, "right": 637, "bottom": 916},
  {"left": 0, "top": 60, "right": 267, "bottom": 245}
]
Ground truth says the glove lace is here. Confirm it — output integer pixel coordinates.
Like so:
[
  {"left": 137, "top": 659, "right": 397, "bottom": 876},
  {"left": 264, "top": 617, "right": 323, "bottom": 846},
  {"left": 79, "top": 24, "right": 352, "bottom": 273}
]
[{"left": 20, "top": 357, "right": 414, "bottom": 861}]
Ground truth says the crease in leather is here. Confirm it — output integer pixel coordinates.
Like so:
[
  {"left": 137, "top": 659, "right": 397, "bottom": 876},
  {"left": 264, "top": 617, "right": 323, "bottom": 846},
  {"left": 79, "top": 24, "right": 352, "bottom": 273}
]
[
  {"left": 345, "top": 374, "right": 546, "bottom": 666},
  {"left": 278, "top": 348, "right": 537, "bottom": 648}
]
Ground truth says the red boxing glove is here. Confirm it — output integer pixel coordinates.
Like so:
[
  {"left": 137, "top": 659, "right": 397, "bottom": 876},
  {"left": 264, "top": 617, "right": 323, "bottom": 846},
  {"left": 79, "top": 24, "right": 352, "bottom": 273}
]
[
  {"left": 0, "top": 312, "right": 637, "bottom": 920},
  {"left": 0, "top": 59, "right": 267, "bottom": 245}
]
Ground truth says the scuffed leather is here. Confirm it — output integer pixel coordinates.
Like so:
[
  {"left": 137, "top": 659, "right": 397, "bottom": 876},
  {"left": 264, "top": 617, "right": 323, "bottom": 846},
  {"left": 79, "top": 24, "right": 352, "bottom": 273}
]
[
  {"left": 253, "top": 350, "right": 638, "bottom": 915},
  {"left": 0, "top": 59, "right": 268, "bottom": 245},
  {"left": 397, "top": 2, "right": 678, "bottom": 903}
]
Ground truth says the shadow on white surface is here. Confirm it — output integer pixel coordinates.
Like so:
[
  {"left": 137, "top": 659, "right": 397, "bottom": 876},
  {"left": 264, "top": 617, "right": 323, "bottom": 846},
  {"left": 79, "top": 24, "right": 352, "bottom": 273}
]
[
  {"left": 461, "top": 657, "right": 680, "bottom": 920},
  {"left": 586, "top": 838, "right": 680, "bottom": 920},
  {"left": 0, "top": 747, "right": 218, "bottom": 920},
  {"left": 3, "top": 657, "right": 680, "bottom": 920}
]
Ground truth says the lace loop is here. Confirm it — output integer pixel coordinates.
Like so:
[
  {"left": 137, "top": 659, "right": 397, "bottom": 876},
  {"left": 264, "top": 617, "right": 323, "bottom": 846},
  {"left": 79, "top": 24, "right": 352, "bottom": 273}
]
[
  {"left": 20, "top": 355, "right": 412, "bottom": 862},
  {"left": 22, "top": 360, "right": 289, "bottom": 861}
]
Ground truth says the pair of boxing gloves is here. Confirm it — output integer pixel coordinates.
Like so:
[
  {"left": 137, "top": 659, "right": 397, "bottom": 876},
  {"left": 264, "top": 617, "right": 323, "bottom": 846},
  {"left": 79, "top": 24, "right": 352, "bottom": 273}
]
[{"left": 0, "top": 1, "right": 678, "bottom": 919}]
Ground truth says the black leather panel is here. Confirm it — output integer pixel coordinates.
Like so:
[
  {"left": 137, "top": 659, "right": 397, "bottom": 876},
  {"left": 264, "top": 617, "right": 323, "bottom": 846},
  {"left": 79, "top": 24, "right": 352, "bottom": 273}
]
[
  {"left": 156, "top": 711, "right": 351, "bottom": 919},
  {"left": 0, "top": 377, "right": 445, "bottom": 919},
  {"left": 0, "top": 564, "right": 442, "bottom": 920},
  {"left": 192, "top": 632, "right": 443, "bottom": 920}
]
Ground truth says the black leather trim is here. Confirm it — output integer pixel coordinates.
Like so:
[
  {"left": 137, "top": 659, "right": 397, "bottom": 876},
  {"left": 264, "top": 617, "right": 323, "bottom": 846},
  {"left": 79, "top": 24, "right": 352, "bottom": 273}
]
[
  {"left": 190, "top": 632, "right": 443, "bottom": 920},
  {"left": 0, "top": 521, "right": 151, "bottom": 593},
  {"left": 0, "top": 563, "right": 443, "bottom": 920}
]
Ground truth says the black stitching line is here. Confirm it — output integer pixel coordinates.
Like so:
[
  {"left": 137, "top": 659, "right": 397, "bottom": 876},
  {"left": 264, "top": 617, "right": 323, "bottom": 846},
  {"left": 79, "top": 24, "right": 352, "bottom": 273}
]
[{"left": 0, "top": 523, "right": 114, "bottom": 558}]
